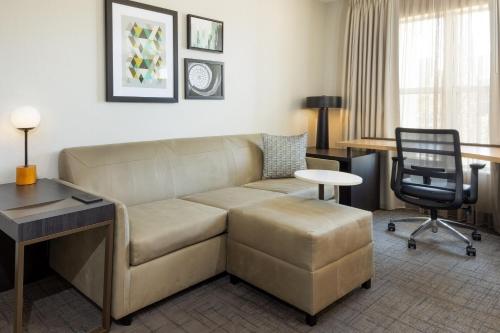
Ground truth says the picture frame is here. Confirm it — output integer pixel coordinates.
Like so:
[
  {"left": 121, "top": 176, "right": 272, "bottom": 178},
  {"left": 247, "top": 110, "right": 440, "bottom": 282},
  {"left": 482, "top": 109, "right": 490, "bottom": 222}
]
[
  {"left": 187, "top": 15, "right": 224, "bottom": 53},
  {"left": 184, "top": 58, "right": 224, "bottom": 100},
  {"left": 105, "top": 0, "right": 178, "bottom": 103}
]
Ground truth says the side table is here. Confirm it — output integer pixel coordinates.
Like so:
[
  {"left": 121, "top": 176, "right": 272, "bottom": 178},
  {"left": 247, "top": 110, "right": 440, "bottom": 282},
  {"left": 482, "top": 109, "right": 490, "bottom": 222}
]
[
  {"left": 0, "top": 179, "right": 115, "bottom": 333},
  {"left": 294, "top": 169, "right": 363, "bottom": 201},
  {"left": 306, "top": 147, "right": 380, "bottom": 211}
]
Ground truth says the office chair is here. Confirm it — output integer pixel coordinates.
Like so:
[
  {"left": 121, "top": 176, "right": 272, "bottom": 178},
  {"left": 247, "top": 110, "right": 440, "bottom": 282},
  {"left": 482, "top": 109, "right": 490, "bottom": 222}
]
[{"left": 389, "top": 128, "right": 485, "bottom": 256}]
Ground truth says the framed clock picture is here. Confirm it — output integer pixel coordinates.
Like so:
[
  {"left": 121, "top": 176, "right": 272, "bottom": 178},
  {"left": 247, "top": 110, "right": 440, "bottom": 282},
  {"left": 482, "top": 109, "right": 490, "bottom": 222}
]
[
  {"left": 184, "top": 59, "right": 224, "bottom": 100},
  {"left": 105, "top": 0, "right": 178, "bottom": 103}
]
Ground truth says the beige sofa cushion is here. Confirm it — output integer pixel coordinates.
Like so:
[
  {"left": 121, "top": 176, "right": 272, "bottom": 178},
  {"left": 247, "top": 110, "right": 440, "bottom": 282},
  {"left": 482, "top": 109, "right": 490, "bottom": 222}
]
[
  {"left": 243, "top": 178, "right": 315, "bottom": 194},
  {"left": 59, "top": 134, "right": 263, "bottom": 206},
  {"left": 244, "top": 178, "right": 336, "bottom": 200},
  {"left": 182, "top": 187, "right": 283, "bottom": 210},
  {"left": 128, "top": 199, "right": 227, "bottom": 266},
  {"left": 228, "top": 196, "right": 373, "bottom": 271}
]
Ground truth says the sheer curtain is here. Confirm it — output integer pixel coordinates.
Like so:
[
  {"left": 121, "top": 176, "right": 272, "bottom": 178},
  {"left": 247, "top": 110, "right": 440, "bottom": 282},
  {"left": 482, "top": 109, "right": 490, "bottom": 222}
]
[
  {"left": 399, "top": 0, "right": 498, "bottom": 227},
  {"left": 399, "top": 0, "right": 490, "bottom": 142},
  {"left": 490, "top": 0, "right": 500, "bottom": 232}
]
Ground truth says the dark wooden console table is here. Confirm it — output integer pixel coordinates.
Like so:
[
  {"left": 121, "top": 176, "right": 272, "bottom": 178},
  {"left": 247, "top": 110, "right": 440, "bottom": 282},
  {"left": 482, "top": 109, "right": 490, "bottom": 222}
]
[{"left": 0, "top": 179, "right": 115, "bottom": 333}]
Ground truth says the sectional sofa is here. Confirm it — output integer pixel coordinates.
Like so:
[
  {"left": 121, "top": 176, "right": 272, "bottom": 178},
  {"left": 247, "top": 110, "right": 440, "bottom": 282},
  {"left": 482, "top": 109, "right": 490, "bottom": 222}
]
[{"left": 50, "top": 134, "right": 373, "bottom": 325}]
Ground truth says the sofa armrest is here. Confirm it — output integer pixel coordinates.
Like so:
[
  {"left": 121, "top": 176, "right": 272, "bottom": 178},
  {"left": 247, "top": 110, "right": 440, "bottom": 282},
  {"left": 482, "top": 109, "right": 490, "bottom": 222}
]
[
  {"left": 306, "top": 157, "right": 340, "bottom": 171},
  {"left": 53, "top": 179, "right": 131, "bottom": 319}
]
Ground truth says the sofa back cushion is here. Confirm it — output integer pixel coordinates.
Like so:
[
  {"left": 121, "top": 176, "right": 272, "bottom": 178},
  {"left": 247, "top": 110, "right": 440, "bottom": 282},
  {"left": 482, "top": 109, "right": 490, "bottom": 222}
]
[{"left": 59, "top": 134, "right": 263, "bottom": 206}]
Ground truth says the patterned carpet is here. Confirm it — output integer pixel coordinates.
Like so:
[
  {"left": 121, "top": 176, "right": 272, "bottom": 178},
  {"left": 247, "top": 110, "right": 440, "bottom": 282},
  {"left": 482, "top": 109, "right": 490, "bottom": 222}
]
[{"left": 1, "top": 209, "right": 500, "bottom": 333}]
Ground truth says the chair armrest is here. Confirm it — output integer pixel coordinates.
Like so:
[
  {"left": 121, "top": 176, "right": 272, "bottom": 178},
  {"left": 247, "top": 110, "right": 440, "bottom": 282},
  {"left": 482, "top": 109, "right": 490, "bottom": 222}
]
[
  {"left": 391, "top": 157, "right": 398, "bottom": 190},
  {"left": 306, "top": 157, "right": 340, "bottom": 171},
  {"left": 467, "top": 163, "right": 486, "bottom": 203},
  {"left": 470, "top": 163, "right": 486, "bottom": 170}
]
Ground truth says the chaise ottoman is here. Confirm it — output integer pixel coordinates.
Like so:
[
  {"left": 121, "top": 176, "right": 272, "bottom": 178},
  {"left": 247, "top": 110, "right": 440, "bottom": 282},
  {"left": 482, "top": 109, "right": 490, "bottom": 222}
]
[{"left": 227, "top": 195, "right": 373, "bottom": 325}]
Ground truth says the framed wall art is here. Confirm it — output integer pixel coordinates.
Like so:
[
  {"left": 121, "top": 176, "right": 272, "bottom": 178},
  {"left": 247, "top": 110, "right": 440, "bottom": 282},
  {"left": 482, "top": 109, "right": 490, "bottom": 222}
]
[
  {"left": 187, "top": 15, "right": 223, "bottom": 53},
  {"left": 105, "top": 0, "right": 178, "bottom": 103},
  {"left": 185, "top": 58, "right": 224, "bottom": 100}
]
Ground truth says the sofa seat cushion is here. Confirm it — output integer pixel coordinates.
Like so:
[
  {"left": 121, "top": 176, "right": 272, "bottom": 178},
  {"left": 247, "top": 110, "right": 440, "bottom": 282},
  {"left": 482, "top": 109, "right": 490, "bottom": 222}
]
[
  {"left": 228, "top": 196, "right": 373, "bottom": 271},
  {"left": 182, "top": 187, "right": 284, "bottom": 210},
  {"left": 243, "top": 178, "right": 315, "bottom": 194},
  {"left": 243, "top": 178, "right": 336, "bottom": 199},
  {"left": 128, "top": 199, "right": 227, "bottom": 266}
]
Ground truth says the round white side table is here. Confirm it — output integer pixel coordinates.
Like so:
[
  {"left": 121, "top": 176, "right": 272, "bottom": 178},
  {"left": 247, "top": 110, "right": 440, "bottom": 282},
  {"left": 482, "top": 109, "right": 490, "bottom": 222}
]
[{"left": 294, "top": 169, "right": 363, "bottom": 201}]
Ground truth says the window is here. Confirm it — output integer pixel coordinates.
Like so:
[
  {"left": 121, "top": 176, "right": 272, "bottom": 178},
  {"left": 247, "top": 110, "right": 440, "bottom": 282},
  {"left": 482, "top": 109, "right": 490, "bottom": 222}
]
[{"left": 399, "top": 3, "right": 490, "bottom": 145}]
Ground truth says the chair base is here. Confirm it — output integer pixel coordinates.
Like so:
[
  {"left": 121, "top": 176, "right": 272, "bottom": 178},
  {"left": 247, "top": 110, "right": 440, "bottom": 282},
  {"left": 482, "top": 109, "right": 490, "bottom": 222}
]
[{"left": 388, "top": 216, "right": 479, "bottom": 257}]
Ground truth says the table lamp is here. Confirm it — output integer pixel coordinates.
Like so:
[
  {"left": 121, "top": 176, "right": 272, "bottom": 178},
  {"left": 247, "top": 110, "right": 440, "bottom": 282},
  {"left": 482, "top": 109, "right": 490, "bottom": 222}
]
[
  {"left": 306, "top": 96, "right": 342, "bottom": 149},
  {"left": 11, "top": 106, "right": 40, "bottom": 186}
]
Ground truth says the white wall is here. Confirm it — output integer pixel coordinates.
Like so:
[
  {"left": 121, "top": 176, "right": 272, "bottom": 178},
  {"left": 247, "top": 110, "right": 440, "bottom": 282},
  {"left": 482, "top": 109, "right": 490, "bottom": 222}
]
[
  {"left": 0, "top": 0, "right": 330, "bottom": 183},
  {"left": 307, "top": 0, "right": 349, "bottom": 147}
]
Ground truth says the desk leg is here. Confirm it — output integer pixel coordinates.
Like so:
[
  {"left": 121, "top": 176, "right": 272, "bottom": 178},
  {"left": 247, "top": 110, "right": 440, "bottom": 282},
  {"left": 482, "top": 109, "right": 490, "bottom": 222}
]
[
  {"left": 102, "top": 221, "right": 114, "bottom": 331},
  {"left": 319, "top": 184, "right": 325, "bottom": 200},
  {"left": 14, "top": 242, "right": 24, "bottom": 333}
]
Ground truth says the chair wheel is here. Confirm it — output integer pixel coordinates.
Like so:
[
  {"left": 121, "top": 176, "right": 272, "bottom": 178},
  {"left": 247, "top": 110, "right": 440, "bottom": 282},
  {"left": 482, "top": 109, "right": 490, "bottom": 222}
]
[
  {"left": 388, "top": 222, "right": 395, "bottom": 232},
  {"left": 466, "top": 246, "right": 476, "bottom": 257},
  {"left": 472, "top": 231, "right": 481, "bottom": 241},
  {"left": 408, "top": 239, "right": 416, "bottom": 250}
]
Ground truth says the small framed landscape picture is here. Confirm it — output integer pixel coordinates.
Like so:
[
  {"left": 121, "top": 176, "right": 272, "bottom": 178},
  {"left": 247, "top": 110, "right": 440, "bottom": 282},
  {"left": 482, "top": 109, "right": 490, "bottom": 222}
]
[
  {"left": 187, "top": 15, "right": 223, "bottom": 53},
  {"left": 185, "top": 58, "right": 224, "bottom": 100},
  {"left": 105, "top": 0, "right": 178, "bottom": 103}
]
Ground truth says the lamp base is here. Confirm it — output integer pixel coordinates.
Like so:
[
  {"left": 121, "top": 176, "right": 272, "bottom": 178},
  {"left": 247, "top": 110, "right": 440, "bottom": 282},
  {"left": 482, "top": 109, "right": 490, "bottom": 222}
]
[
  {"left": 16, "top": 165, "right": 37, "bottom": 186},
  {"left": 316, "top": 107, "right": 329, "bottom": 149}
]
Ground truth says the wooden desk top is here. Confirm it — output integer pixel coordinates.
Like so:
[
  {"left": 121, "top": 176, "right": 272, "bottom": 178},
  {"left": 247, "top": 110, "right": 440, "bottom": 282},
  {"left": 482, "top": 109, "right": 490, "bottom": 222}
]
[
  {"left": 306, "top": 147, "right": 375, "bottom": 162},
  {"left": 338, "top": 138, "right": 500, "bottom": 163},
  {"left": 0, "top": 179, "right": 114, "bottom": 242}
]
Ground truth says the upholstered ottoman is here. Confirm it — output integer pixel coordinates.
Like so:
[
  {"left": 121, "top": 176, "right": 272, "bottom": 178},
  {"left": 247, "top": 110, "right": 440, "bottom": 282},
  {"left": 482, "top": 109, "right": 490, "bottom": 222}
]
[{"left": 227, "top": 196, "right": 373, "bottom": 325}]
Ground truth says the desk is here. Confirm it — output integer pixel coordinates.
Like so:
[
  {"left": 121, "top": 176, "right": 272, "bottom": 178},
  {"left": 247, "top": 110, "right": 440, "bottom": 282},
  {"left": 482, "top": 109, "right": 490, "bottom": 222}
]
[
  {"left": 338, "top": 138, "right": 500, "bottom": 163},
  {"left": 0, "top": 179, "right": 115, "bottom": 333}
]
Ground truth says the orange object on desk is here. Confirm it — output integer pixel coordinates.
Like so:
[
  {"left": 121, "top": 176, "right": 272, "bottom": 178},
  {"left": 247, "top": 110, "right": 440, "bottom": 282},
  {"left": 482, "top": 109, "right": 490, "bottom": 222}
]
[{"left": 16, "top": 165, "right": 37, "bottom": 186}]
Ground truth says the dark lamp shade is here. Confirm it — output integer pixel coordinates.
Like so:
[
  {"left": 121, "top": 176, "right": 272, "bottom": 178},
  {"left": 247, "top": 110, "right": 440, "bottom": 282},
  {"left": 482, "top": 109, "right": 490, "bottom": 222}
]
[{"left": 306, "top": 96, "right": 342, "bottom": 109}]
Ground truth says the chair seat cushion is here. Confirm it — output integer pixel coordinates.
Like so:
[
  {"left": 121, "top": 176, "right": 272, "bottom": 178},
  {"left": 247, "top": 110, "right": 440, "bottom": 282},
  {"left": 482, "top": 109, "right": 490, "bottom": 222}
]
[
  {"left": 228, "top": 196, "right": 373, "bottom": 271},
  {"left": 128, "top": 199, "right": 227, "bottom": 266},
  {"left": 182, "top": 187, "right": 283, "bottom": 210},
  {"left": 401, "top": 183, "right": 471, "bottom": 202}
]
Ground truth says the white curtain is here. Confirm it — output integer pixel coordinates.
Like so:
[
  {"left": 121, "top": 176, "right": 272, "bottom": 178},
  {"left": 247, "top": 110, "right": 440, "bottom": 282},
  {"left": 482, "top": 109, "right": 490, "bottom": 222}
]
[
  {"left": 399, "top": 0, "right": 500, "bottom": 227},
  {"left": 342, "top": 0, "right": 500, "bottom": 219},
  {"left": 343, "top": 0, "right": 402, "bottom": 210},
  {"left": 490, "top": 0, "right": 500, "bottom": 232},
  {"left": 399, "top": 0, "right": 490, "bottom": 142}
]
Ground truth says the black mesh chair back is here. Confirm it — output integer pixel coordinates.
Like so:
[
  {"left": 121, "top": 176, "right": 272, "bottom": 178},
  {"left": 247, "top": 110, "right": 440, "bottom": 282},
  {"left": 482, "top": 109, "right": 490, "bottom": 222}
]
[{"left": 392, "top": 128, "right": 463, "bottom": 209}]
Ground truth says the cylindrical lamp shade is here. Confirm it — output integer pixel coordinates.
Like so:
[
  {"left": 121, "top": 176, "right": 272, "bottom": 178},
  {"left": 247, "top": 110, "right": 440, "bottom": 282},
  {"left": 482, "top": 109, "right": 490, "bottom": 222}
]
[
  {"left": 306, "top": 96, "right": 342, "bottom": 109},
  {"left": 11, "top": 106, "right": 41, "bottom": 129}
]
